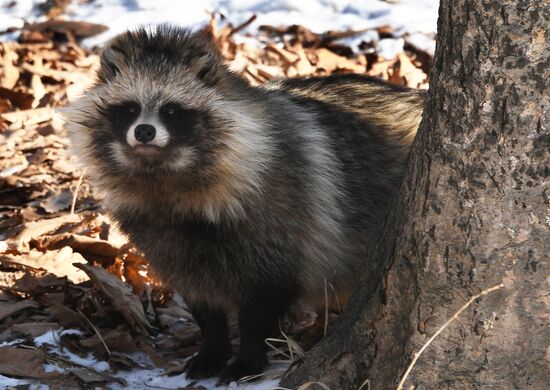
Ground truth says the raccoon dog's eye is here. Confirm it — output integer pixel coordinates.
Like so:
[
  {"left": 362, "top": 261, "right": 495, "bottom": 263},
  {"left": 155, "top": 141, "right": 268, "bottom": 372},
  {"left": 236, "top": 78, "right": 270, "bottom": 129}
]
[
  {"left": 159, "top": 103, "right": 200, "bottom": 132},
  {"left": 162, "top": 104, "right": 179, "bottom": 116},
  {"left": 104, "top": 101, "right": 141, "bottom": 127}
]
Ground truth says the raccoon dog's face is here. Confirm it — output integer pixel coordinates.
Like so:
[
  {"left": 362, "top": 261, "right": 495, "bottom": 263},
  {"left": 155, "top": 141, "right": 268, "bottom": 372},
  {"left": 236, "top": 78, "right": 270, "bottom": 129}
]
[{"left": 67, "top": 26, "right": 255, "bottom": 185}]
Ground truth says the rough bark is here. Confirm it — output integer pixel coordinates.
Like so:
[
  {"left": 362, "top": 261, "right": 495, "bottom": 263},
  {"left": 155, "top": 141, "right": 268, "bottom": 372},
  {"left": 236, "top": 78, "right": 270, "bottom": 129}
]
[{"left": 281, "top": 0, "right": 549, "bottom": 389}]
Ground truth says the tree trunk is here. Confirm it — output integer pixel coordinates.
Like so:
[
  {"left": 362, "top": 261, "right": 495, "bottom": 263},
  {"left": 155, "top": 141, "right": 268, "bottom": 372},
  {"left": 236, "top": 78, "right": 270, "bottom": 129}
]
[{"left": 281, "top": 0, "right": 549, "bottom": 389}]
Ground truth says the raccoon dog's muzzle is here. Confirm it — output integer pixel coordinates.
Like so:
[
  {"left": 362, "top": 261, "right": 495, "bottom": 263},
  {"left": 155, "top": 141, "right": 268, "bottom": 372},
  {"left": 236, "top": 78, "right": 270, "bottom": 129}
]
[{"left": 126, "top": 114, "right": 170, "bottom": 154}]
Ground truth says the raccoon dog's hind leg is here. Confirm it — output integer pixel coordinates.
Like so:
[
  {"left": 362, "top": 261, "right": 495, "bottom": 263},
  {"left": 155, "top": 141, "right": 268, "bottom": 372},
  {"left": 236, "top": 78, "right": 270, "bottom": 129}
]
[
  {"left": 217, "top": 283, "right": 296, "bottom": 385},
  {"left": 185, "top": 302, "right": 232, "bottom": 379}
]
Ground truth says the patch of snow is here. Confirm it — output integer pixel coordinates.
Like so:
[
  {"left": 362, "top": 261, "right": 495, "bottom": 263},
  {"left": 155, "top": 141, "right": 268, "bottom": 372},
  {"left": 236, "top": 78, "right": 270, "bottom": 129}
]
[
  {"left": 34, "top": 328, "right": 82, "bottom": 347},
  {"left": 111, "top": 354, "right": 285, "bottom": 389},
  {"left": 377, "top": 37, "right": 405, "bottom": 59},
  {"left": 34, "top": 329, "right": 111, "bottom": 373},
  {"left": 44, "top": 363, "right": 66, "bottom": 373},
  {"left": 406, "top": 31, "right": 436, "bottom": 55},
  {"left": 341, "top": 29, "right": 380, "bottom": 51},
  {"left": 0, "top": 0, "right": 41, "bottom": 29},
  {"left": 0, "top": 337, "right": 25, "bottom": 347},
  {"left": 0, "top": 328, "right": 285, "bottom": 389},
  {"left": 0, "top": 375, "right": 47, "bottom": 389},
  {"left": 94, "top": 360, "right": 111, "bottom": 372},
  {"left": 0, "top": 374, "right": 26, "bottom": 387}
]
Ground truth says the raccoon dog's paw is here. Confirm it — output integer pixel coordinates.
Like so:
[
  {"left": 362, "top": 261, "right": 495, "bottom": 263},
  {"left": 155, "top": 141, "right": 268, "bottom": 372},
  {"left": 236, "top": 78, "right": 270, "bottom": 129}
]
[
  {"left": 216, "top": 359, "right": 265, "bottom": 386},
  {"left": 185, "top": 353, "right": 228, "bottom": 380}
]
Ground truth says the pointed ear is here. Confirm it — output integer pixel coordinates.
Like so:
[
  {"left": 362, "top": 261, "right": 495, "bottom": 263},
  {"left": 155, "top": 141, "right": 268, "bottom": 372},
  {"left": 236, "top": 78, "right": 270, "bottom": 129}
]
[
  {"left": 194, "top": 51, "right": 224, "bottom": 86},
  {"left": 98, "top": 45, "right": 127, "bottom": 82},
  {"left": 191, "top": 30, "right": 225, "bottom": 86}
]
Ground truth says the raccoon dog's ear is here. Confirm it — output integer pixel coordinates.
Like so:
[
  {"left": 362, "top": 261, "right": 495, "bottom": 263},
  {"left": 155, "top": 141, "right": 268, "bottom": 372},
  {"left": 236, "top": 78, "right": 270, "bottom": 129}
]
[
  {"left": 192, "top": 31, "right": 224, "bottom": 86},
  {"left": 98, "top": 45, "right": 127, "bottom": 82},
  {"left": 195, "top": 52, "right": 223, "bottom": 86}
]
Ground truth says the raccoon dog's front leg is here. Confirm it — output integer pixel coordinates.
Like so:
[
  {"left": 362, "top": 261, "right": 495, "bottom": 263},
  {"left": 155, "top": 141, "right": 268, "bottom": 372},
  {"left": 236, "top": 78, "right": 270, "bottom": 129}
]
[
  {"left": 185, "top": 302, "right": 232, "bottom": 379},
  {"left": 217, "top": 287, "right": 294, "bottom": 385}
]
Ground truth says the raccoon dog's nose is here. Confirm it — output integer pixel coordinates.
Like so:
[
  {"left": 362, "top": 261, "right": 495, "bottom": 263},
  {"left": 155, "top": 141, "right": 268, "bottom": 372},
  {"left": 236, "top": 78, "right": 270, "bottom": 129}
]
[{"left": 134, "top": 124, "right": 156, "bottom": 144}]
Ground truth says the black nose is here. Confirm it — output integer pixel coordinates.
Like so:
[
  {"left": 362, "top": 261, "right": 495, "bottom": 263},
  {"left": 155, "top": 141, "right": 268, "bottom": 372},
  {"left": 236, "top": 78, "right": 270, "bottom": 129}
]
[{"left": 134, "top": 124, "right": 156, "bottom": 144}]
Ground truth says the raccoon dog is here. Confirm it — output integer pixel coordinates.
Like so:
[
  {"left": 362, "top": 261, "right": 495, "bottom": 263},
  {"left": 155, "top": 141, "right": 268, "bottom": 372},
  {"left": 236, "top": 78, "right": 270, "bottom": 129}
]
[{"left": 65, "top": 26, "right": 424, "bottom": 384}]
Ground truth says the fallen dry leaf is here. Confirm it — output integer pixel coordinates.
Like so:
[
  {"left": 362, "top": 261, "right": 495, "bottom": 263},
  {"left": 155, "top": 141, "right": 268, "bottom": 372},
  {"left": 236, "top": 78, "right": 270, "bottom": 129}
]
[
  {"left": 4, "top": 249, "right": 88, "bottom": 283},
  {"left": 11, "top": 322, "right": 61, "bottom": 338},
  {"left": 33, "top": 233, "right": 122, "bottom": 259},
  {"left": 390, "top": 53, "right": 427, "bottom": 89},
  {"left": 81, "top": 327, "right": 137, "bottom": 354},
  {"left": 1, "top": 107, "right": 57, "bottom": 128},
  {"left": 293, "top": 45, "right": 316, "bottom": 75},
  {"left": 31, "top": 74, "right": 47, "bottom": 107},
  {"left": 39, "top": 189, "right": 74, "bottom": 213},
  {"left": 45, "top": 302, "right": 81, "bottom": 327},
  {"left": 312, "top": 48, "right": 365, "bottom": 73},
  {"left": 67, "top": 367, "right": 107, "bottom": 384},
  {"left": 0, "top": 299, "right": 40, "bottom": 322},
  {"left": 0, "top": 44, "right": 20, "bottom": 89},
  {"left": 12, "top": 213, "right": 82, "bottom": 250},
  {"left": 0, "top": 87, "right": 34, "bottom": 110},
  {"left": 75, "top": 264, "right": 152, "bottom": 333},
  {"left": 23, "top": 20, "right": 109, "bottom": 40},
  {"left": 0, "top": 347, "right": 62, "bottom": 379},
  {"left": 12, "top": 269, "right": 67, "bottom": 294}
]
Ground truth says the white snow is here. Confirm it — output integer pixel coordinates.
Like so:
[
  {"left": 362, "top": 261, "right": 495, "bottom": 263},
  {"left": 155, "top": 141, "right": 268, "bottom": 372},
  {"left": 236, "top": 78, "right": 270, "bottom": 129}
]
[
  {"left": 1, "top": 328, "right": 285, "bottom": 389},
  {"left": 112, "top": 366, "right": 281, "bottom": 390},
  {"left": 110, "top": 356, "right": 284, "bottom": 389},
  {"left": 34, "top": 328, "right": 82, "bottom": 347},
  {"left": 377, "top": 37, "right": 405, "bottom": 59},
  {"left": 0, "top": 374, "right": 26, "bottom": 387},
  {"left": 406, "top": 31, "right": 436, "bottom": 54},
  {"left": 34, "top": 329, "right": 114, "bottom": 371},
  {"left": 0, "top": 337, "right": 25, "bottom": 347},
  {"left": 1, "top": 0, "right": 439, "bottom": 56}
]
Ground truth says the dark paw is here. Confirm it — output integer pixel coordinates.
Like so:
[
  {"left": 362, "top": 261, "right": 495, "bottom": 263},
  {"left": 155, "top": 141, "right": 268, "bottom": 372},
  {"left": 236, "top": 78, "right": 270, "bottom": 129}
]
[
  {"left": 185, "top": 353, "right": 228, "bottom": 380},
  {"left": 216, "top": 360, "right": 265, "bottom": 386}
]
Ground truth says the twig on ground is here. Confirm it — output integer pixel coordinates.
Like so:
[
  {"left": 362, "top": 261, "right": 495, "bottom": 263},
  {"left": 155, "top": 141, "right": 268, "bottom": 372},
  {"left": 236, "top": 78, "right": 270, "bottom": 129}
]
[
  {"left": 265, "top": 330, "right": 304, "bottom": 363},
  {"left": 328, "top": 281, "right": 341, "bottom": 313},
  {"left": 396, "top": 283, "right": 505, "bottom": 390},
  {"left": 266, "top": 337, "right": 293, "bottom": 361},
  {"left": 70, "top": 170, "right": 85, "bottom": 214},
  {"left": 229, "top": 14, "right": 257, "bottom": 36},
  {"left": 143, "top": 382, "right": 174, "bottom": 389},
  {"left": 358, "top": 378, "right": 371, "bottom": 390},
  {"left": 238, "top": 367, "right": 288, "bottom": 384},
  {"left": 77, "top": 308, "right": 111, "bottom": 358}
]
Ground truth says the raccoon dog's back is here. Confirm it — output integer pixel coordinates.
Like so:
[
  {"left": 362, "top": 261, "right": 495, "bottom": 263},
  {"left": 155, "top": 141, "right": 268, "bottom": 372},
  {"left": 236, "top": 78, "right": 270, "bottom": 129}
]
[{"left": 64, "top": 26, "right": 424, "bottom": 384}]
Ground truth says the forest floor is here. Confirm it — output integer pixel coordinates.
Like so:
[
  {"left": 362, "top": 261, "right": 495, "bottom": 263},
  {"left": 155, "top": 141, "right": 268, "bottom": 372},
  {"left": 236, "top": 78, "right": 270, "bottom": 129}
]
[{"left": 0, "top": 2, "right": 434, "bottom": 389}]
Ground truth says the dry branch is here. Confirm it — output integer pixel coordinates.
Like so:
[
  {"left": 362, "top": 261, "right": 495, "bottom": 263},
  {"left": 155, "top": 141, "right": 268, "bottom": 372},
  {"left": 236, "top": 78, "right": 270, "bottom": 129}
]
[{"left": 396, "top": 283, "right": 505, "bottom": 390}]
